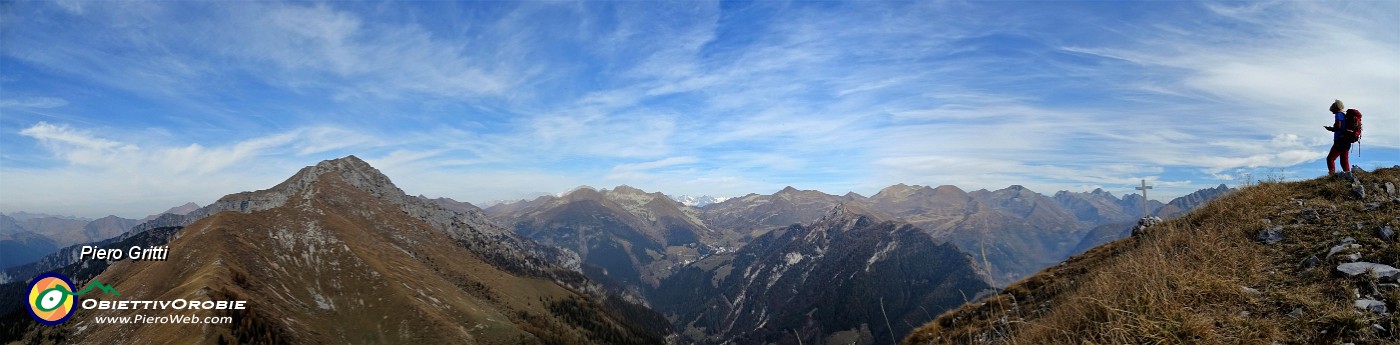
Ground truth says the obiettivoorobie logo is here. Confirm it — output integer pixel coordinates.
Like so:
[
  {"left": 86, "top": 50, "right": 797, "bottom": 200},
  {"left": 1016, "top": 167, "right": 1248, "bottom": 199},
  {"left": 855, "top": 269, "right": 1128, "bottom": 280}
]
[
  {"left": 28, "top": 272, "right": 76, "bottom": 325},
  {"left": 26, "top": 272, "right": 121, "bottom": 326}
]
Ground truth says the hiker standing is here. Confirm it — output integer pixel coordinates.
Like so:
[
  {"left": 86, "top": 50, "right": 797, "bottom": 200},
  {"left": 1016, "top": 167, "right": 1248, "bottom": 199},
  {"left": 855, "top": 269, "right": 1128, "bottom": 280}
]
[{"left": 1323, "top": 99, "right": 1351, "bottom": 174}]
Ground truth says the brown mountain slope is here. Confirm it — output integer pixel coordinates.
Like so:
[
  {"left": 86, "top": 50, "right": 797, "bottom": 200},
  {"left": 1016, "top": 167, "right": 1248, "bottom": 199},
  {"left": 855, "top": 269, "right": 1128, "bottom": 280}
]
[
  {"left": 905, "top": 167, "right": 1400, "bottom": 344},
  {"left": 51, "top": 156, "right": 664, "bottom": 344}
]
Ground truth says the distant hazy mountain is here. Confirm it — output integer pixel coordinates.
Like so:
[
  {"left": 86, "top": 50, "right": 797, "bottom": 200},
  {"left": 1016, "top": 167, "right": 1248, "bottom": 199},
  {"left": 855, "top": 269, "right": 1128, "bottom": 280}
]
[
  {"left": 654, "top": 205, "right": 993, "bottom": 345},
  {"left": 10, "top": 217, "right": 89, "bottom": 248},
  {"left": 81, "top": 216, "right": 142, "bottom": 245},
  {"left": 1120, "top": 193, "right": 1168, "bottom": 220},
  {"left": 0, "top": 214, "right": 58, "bottom": 269},
  {"left": 487, "top": 185, "right": 719, "bottom": 292},
  {"left": 1153, "top": 184, "right": 1233, "bottom": 218},
  {"left": 11, "top": 156, "right": 667, "bottom": 344},
  {"left": 1052, "top": 188, "right": 1138, "bottom": 225},
  {"left": 1, "top": 202, "right": 195, "bottom": 254},
  {"left": 420, "top": 195, "right": 484, "bottom": 214},
  {"left": 1070, "top": 184, "right": 1236, "bottom": 254},
  {"left": 139, "top": 202, "right": 201, "bottom": 222},
  {"left": 0, "top": 214, "right": 21, "bottom": 237},
  {"left": 0, "top": 212, "right": 146, "bottom": 271},
  {"left": 1, "top": 211, "right": 89, "bottom": 222},
  {"left": 699, "top": 186, "right": 858, "bottom": 238}
]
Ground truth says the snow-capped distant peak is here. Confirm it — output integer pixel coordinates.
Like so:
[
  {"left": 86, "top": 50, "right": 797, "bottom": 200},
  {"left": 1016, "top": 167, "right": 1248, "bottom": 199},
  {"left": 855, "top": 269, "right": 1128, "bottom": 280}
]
[{"left": 669, "top": 195, "right": 731, "bottom": 207}]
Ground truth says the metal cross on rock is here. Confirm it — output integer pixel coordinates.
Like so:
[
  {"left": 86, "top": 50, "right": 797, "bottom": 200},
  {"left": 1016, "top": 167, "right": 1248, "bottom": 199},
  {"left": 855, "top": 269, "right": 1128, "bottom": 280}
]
[{"left": 1135, "top": 179, "right": 1153, "bottom": 218}]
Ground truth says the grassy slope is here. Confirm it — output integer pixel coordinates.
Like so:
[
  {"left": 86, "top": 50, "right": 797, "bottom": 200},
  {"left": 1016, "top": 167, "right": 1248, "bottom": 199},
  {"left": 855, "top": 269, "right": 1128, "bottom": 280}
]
[{"left": 906, "top": 167, "right": 1400, "bottom": 344}]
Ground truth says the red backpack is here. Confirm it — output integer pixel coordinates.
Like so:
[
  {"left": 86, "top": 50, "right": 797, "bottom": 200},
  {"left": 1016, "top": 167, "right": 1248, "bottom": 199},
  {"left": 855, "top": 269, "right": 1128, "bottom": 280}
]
[{"left": 1340, "top": 109, "right": 1363, "bottom": 143}]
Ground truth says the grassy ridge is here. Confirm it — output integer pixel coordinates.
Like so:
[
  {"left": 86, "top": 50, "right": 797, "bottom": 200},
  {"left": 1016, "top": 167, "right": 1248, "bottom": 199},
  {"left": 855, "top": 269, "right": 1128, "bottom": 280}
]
[{"left": 906, "top": 167, "right": 1400, "bottom": 344}]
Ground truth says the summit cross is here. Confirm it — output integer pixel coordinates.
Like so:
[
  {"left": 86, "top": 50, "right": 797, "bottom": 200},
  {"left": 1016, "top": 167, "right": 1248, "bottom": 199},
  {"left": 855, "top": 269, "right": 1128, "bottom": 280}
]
[{"left": 1136, "top": 179, "right": 1154, "bottom": 218}]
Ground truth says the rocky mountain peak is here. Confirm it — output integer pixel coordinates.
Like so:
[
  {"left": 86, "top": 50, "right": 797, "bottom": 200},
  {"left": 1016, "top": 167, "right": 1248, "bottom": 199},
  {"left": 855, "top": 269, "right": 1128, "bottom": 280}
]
[
  {"left": 1004, "top": 185, "right": 1031, "bottom": 194},
  {"left": 931, "top": 184, "right": 968, "bottom": 197},
  {"left": 874, "top": 183, "right": 923, "bottom": 199},
  {"left": 204, "top": 155, "right": 407, "bottom": 214},
  {"left": 606, "top": 185, "right": 673, "bottom": 205},
  {"left": 610, "top": 185, "right": 647, "bottom": 195},
  {"left": 164, "top": 202, "right": 200, "bottom": 215},
  {"left": 817, "top": 203, "right": 886, "bottom": 229},
  {"left": 561, "top": 186, "right": 606, "bottom": 201},
  {"left": 141, "top": 202, "right": 202, "bottom": 222}
]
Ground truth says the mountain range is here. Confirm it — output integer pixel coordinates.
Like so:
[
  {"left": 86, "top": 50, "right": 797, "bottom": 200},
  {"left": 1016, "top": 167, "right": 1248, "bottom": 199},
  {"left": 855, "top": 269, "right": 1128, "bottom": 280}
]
[
  {"left": 1, "top": 155, "right": 1235, "bottom": 344},
  {"left": 481, "top": 179, "right": 1231, "bottom": 343},
  {"left": 0, "top": 204, "right": 199, "bottom": 270},
  {"left": 5, "top": 156, "right": 666, "bottom": 344},
  {"left": 490, "top": 181, "right": 1229, "bottom": 288}
]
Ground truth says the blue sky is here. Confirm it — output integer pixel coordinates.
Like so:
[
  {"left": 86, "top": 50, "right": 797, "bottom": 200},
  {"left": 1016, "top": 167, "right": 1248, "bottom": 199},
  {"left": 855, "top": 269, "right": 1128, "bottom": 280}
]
[{"left": 2, "top": 1, "right": 1397, "bottom": 219}]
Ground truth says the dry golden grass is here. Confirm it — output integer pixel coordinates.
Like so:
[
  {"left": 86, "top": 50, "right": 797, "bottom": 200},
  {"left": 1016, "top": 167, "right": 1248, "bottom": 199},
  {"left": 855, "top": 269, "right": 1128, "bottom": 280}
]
[{"left": 905, "top": 167, "right": 1400, "bottom": 344}]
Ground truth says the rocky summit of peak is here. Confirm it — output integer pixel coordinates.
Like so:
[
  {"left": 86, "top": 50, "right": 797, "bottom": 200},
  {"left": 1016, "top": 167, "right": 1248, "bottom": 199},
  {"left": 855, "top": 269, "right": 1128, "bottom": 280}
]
[
  {"left": 609, "top": 185, "right": 649, "bottom": 195},
  {"left": 818, "top": 203, "right": 889, "bottom": 226},
  {"left": 198, "top": 155, "right": 403, "bottom": 215},
  {"left": 873, "top": 183, "right": 925, "bottom": 200},
  {"left": 931, "top": 184, "right": 967, "bottom": 195}
]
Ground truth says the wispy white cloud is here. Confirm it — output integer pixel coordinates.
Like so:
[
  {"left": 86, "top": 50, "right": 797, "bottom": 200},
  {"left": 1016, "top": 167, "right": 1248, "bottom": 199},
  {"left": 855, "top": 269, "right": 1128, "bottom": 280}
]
[
  {"left": 1, "top": 97, "right": 69, "bottom": 109},
  {"left": 3, "top": 122, "right": 379, "bottom": 217},
  {"left": 612, "top": 156, "right": 699, "bottom": 173},
  {"left": 1060, "top": 1, "right": 1400, "bottom": 147}
]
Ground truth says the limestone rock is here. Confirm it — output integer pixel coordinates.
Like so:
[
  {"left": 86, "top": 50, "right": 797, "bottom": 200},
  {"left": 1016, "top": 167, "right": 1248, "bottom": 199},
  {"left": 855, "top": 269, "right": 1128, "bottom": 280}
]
[
  {"left": 1326, "top": 243, "right": 1360, "bottom": 259},
  {"left": 1131, "top": 216, "right": 1162, "bottom": 236},
  {"left": 1336, "top": 262, "right": 1400, "bottom": 282},
  {"left": 1380, "top": 225, "right": 1396, "bottom": 242},
  {"left": 1354, "top": 299, "right": 1387, "bottom": 315},
  {"left": 1257, "top": 226, "right": 1284, "bottom": 244},
  {"left": 1339, "top": 171, "right": 1357, "bottom": 183}
]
